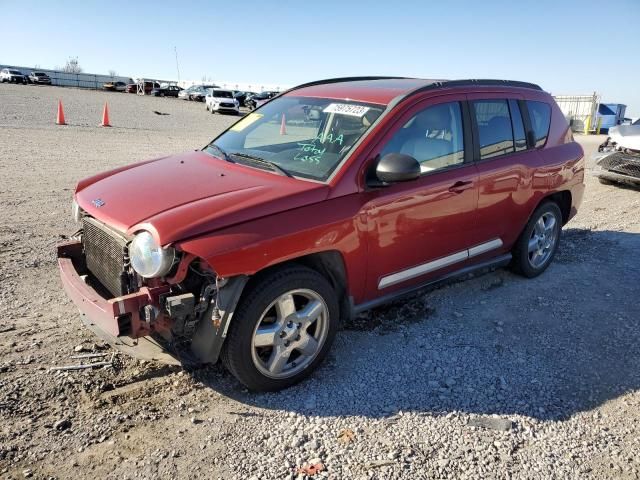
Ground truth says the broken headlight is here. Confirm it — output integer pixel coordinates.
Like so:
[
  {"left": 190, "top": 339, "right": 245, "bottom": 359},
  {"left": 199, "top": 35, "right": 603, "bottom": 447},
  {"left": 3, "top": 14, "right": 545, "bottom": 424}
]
[{"left": 129, "top": 231, "right": 176, "bottom": 278}]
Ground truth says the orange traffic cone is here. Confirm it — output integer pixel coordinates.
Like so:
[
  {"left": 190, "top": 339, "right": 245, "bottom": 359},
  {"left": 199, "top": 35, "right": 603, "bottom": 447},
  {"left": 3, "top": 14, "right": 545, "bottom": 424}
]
[
  {"left": 100, "top": 102, "right": 111, "bottom": 127},
  {"left": 56, "top": 100, "right": 66, "bottom": 125},
  {"left": 280, "top": 113, "right": 287, "bottom": 135}
]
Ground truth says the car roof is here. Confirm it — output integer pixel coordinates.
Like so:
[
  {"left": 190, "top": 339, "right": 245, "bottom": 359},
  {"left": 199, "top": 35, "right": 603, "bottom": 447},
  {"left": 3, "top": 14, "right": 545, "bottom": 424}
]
[{"left": 286, "top": 77, "right": 542, "bottom": 106}]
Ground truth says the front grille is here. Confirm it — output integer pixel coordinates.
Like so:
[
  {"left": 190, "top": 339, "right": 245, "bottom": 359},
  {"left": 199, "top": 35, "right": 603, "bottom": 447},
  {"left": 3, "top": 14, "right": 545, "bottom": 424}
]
[
  {"left": 220, "top": 103, "right": 234, "bottom": 108},
  {"left": 82, "top": 217, "right": 130, "bottom": 297},
  {"left": 598, "top": 152, "right": 640, "bottom": 179}
]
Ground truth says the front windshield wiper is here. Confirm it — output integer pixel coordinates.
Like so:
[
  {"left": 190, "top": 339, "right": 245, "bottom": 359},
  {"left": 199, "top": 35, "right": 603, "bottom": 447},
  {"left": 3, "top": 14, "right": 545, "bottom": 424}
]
[
  {"left": 205, "top": 143, "right": 233, "bottom": 163},
  {"left": 230, "top": 152, "right": 293, "bottom": 177}
]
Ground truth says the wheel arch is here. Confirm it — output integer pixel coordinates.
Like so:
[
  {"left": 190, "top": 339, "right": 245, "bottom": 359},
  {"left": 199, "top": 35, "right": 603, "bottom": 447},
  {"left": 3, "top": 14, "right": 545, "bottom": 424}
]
[
  {"left": 511, "top": 189, "right": 573, "bottom": 251},
  {"left": 240, "top": 250, "right": 352, "bottom": 324},
  {"left": 544, "top": 190, "right": 572, "bottom": 225}
]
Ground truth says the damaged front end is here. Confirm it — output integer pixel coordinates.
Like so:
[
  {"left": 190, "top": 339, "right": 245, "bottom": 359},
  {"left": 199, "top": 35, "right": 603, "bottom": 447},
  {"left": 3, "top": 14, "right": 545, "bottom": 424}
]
[
  {"left": 594, "top": 136, "right": 640, "bottom": 186},
  {"left": 57, "top": 216, "right": 247, "bottom": 365}
]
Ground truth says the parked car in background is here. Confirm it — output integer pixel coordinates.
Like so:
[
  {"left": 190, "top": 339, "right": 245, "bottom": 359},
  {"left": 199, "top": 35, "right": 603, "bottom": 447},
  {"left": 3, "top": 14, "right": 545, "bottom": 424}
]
[
  {"left": 58, "top": 77, "right": 584, "bottom": 391},
  {"left": 28, "top": 71, "right": 52, "bottom": 85},
  {"left": 594, "top": 118, "right": 640, "bottom": 187},
  {"left": 246, "top": 91, "right": 278, "bottom": 110},
  {"left": 205, "top": 88, "right": 240, "bottom": 114},
  {"left": 151, "top": 85, "right": 182, "bottom": 97},
  {"left": 179, "top": 84, "right": 219, "bottom": 102},
  {"left": 126, "top": 81, "right": 160, "bottom": 94},
  {"left": 103, "top": 81, "right": 127, "bottom": 92},
  {"left": 233, "top": 91, "right": 254, "bottom": 107},
  {"left": 0, "top": 68, "right": 27, "bottom": 84}
]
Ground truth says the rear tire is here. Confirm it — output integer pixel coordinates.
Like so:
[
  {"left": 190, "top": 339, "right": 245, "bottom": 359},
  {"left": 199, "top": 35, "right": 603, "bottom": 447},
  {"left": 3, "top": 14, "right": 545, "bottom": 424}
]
[
  {"left": 221, "top": 266, "right": 339, "bottom": 392},
  {"left": 511, "top": 201, "right": 562, "bottom": 278}
]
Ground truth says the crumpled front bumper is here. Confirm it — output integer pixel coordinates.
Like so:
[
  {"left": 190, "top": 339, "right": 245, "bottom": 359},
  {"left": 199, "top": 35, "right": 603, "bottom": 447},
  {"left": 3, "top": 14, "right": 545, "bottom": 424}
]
[
  {"left": 593, "top": 151, "right": 640, "bottom": 185},
  {"left": 57, "top": 241, "right": 180, "bottom": 364}
]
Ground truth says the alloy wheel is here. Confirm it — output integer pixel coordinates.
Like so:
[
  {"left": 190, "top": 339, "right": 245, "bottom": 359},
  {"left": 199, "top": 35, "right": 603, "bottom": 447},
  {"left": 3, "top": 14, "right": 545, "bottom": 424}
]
[
  {"left": 527, "top": 212, "right": 558, "bottom": 268},
  {"left": 250, "top": 289, "right": 329, "bottom": 379}
]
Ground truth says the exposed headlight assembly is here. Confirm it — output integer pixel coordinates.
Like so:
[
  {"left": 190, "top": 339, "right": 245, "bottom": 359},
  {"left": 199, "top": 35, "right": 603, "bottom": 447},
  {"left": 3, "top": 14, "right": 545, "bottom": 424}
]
[{"left": 129, "top": 231, "right": 176, "bottom": 278}]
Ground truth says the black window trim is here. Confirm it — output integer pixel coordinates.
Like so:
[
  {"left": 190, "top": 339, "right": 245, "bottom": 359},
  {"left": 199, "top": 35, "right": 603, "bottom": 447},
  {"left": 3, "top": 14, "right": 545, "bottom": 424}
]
[
  {"left": 518, "top": 99, "right": 535, "bottom": 149},
  {"left": 508, "top": 99, "right": 527, "bottom": 153}
]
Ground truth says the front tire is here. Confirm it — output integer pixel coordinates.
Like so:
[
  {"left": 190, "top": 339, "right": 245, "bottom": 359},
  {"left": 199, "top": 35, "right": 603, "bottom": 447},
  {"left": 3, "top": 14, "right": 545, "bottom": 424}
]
[
  {"left": 511, "top": 201, "right": 562, "bottom": 278},
  {"left": 221, "top": 266, "right": 339, "bottom": 391}
]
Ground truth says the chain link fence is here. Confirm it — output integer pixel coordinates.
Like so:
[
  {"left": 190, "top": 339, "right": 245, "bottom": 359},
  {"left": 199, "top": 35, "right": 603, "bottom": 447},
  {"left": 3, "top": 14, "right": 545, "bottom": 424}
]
[{"left": 0, "top": 64, "right": 133, "bottom": 89}]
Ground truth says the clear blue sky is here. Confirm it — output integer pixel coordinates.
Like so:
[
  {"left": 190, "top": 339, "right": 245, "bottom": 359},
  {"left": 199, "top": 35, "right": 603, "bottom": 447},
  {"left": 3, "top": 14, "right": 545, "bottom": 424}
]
[{"left": 2, "top": 0, "right": 639, "bottom": 115}]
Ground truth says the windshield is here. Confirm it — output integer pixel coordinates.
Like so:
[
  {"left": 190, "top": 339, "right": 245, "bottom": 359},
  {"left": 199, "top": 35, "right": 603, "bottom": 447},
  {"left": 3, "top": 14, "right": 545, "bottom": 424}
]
[
  {"left": 212, "top": 90, "right": 233, "bottom": 98},
  {"left": 10, "top": 70, "right": 22, "bottom": 75},
  {"left": 207, "top": 96, "right": 384, "bottom": 181}
]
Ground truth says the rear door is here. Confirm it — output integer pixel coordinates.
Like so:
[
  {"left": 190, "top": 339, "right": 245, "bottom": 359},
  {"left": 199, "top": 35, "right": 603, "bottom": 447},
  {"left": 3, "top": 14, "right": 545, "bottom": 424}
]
[
  {"left": 467, "top": 93, "right": 539, "bottom": 249},
  {"left": 362, "top": 96, "right": 483, "bottom": 297}
]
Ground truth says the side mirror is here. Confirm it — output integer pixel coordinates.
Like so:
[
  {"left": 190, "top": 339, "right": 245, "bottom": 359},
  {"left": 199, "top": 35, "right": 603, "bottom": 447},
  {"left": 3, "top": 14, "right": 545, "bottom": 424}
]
[{"left": 375, "top": 153, "right": 421, "bottom": 184}]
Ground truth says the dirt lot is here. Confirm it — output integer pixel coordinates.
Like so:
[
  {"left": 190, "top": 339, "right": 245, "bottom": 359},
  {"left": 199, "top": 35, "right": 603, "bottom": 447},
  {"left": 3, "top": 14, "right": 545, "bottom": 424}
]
[{"left": 1, "top": 83, "right": 639, "bottom": 480}]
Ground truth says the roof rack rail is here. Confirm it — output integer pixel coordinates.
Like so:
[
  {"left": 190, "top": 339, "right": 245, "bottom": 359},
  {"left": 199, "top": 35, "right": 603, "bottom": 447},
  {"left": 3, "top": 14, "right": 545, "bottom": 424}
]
[
  {"left": 281, "top": 76, "right": 414, "bottom": 95},
  {"left": 271, "top": 77, "right": 543, "bottom": 105},
  {"left": 420, "top": 78, "right": 543, "bottom": 92}
]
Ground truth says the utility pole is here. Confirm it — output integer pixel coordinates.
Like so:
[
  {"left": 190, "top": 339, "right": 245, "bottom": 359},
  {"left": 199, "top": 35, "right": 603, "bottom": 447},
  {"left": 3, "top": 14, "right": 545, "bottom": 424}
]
[{"left": 174, "top": 46, "right": 181, "bottom": 84}]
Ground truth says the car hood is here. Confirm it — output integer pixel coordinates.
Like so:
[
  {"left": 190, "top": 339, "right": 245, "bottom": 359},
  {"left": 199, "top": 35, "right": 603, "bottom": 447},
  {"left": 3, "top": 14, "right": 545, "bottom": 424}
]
[
  {"left": 609, "top": 125, "right": 640, "bottom": 151},
  {"left": 75, "top": 150, "right": 329, "bottom": 245}
]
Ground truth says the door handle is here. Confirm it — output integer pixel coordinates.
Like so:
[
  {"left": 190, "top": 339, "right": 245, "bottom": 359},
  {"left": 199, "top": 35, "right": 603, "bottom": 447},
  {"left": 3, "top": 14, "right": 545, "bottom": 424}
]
[{"left": 448, "top": 180, "right": 474, "bottom": 193}]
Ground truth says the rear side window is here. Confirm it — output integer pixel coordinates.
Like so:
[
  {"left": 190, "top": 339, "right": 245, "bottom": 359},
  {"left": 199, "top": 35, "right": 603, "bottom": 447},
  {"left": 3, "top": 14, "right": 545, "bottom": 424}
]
[
  {"left": 473, "top": 100, "right": 515, "bottom": 159},
  {"left": 509, "top": 100, "right": 527, "bottom": 152},
  {"left": 527, "top": 101, "right": 551, "bottom": 147}
]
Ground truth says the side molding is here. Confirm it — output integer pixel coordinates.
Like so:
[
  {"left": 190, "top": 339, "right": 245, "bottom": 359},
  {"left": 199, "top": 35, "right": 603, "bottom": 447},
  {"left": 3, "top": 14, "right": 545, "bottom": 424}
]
[{"left": 378, "top": 239, "right": 503, "bottom": 289}]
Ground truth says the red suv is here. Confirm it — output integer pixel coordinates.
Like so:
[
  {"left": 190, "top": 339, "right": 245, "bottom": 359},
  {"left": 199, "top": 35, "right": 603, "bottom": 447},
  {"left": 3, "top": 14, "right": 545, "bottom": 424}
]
[{"left": 58, "top": 77, "right": 584, "bottom": 391}]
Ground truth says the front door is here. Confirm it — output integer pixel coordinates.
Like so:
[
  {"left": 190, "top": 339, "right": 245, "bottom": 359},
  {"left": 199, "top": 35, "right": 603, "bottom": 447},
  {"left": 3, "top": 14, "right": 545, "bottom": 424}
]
[{"left": 363, "top": 98, "right": 482, "bottom": 298}]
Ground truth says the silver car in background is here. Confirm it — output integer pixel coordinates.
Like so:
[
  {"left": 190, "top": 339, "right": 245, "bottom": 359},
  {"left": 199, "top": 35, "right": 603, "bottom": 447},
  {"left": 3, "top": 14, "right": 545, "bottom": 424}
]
[{"left": 179, "top": 84, "right": 219, "bottom": 102}]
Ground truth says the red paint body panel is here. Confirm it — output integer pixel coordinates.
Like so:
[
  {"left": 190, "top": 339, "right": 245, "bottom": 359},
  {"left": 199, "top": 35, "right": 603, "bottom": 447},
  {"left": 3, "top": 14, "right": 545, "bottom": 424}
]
[
  {"left": 75, "top": 151, "right": 329, "bottom": 245},
  {"left": 67, "top": 80, "right": 585, "bottom": 312},
  {"left": 290, "top": 78, "right": 434, "bottom": 105}
]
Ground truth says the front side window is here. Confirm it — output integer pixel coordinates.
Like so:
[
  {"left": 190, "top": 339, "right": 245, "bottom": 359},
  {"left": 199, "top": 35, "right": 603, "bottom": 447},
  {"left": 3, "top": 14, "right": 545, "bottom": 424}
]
[
  {"left": 473, "top": 100, "right": 515, "bottom": 159},
  {"left": 527, "top": 101, "right": 551, "bottom": 147},
  {"left": 210, "top": 96, "right": 384, "bottom": 181},
  {"left": 380, "top": 102, "right": 465, "bottom": 173}
]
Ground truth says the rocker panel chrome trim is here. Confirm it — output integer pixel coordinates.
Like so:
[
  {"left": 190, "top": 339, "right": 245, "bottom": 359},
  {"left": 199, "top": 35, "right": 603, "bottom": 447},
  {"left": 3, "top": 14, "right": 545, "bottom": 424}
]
[{"left": 378, "top": 238, "right": 503, "bottom": 289}]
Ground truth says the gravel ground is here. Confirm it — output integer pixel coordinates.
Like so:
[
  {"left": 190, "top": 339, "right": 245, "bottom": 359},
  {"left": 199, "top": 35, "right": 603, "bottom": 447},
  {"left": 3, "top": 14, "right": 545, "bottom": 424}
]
[{"left": 1, "top": 83, "right": 639, "bottom": 480}]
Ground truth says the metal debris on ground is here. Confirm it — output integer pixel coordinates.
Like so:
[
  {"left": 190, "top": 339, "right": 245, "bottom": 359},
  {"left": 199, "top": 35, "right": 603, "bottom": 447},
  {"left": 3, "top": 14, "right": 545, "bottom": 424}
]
[
  {"left": 69, "top": 352, "right": 110, "bottom": 360},
  {"left": 50, "top": 353, "right": 117, "bottom": 372}
]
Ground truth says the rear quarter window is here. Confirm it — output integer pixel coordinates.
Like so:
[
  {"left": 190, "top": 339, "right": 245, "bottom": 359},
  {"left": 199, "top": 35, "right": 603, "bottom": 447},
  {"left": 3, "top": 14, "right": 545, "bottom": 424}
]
[{"left": 527, "top": 101, "right": 551, "bottom": 147}]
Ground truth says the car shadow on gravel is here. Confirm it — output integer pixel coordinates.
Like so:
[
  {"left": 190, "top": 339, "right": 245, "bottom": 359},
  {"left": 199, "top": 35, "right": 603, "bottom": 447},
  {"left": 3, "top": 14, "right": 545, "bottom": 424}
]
[{"left": 191, "top": 229, "right": 640, "bottom": 422}]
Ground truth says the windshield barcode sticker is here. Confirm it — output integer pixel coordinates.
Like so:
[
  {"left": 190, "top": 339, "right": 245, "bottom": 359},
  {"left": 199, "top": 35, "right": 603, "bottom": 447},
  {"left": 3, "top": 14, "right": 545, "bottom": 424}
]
[{"left": 323, "top": 103, "right": 370, "bottom": 117}]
